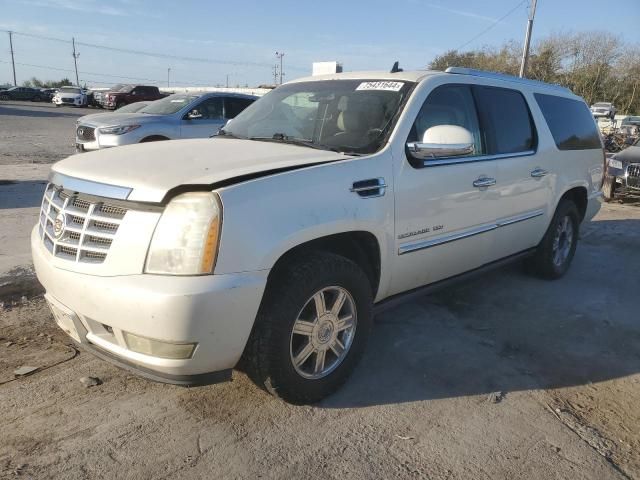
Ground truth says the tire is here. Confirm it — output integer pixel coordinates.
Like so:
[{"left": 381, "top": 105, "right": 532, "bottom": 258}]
[
  {"left": 139, "top": 136, "right": 169, "bottom": 143},
  {"left": 602, "top": 174, "right": 617, "bottom": 202},
  {"left": 116, "top": 101, "right": 126, "bottom": 109},
  {"left": 525, "top": 199, "right": 580, "bottom": 280},
  {"left": 243, "top": 252, "right": 373, "bottom": 404}
]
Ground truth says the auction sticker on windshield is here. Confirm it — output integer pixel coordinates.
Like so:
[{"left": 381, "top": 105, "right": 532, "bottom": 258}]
[{"left": 356, "top": 81, "right": 404, "bottom": 91}]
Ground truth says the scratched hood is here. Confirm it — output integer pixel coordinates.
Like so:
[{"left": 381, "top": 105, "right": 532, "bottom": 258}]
[{"left": 51, "top": 138, "right": 351, "bottom": 202}]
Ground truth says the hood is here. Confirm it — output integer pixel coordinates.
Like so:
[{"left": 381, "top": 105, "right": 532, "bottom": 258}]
[
  {"left": 52, "top": 138, "right": 351, "bottom": 202},
  {"left": 613, "top": 145, "right": 640, "bottom": 163},
  {"left": 77, "top": 112, "right": 161, "bottom": 127}
]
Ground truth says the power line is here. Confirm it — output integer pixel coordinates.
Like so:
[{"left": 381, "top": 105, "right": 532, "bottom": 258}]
[
  {"left": 0, "top": 59, "right": 215, "bottom": 87},
  {"left": 1, "top": 28, "right": 307, "bottom": 72},
  {"left": 455, "top": 0, "right": 527, "bottom": 51}
]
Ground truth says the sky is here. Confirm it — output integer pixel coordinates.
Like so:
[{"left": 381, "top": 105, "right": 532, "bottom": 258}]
[{"left": 0, "top": 0, "right": 638, "bottom": 88}]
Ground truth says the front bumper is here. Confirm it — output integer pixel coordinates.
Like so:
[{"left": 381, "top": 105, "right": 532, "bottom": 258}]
[
  {"left": 32, "top": 226, "right": 269, "bottom": 380},
  {"left": 54, "top": 96, "right": 83, "bottom": 106},
  {"left": 76, "top": 130, "right": 138, "bottom": 151}
]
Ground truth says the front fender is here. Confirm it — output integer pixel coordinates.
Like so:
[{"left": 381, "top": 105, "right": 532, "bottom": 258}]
[{"left": 214, "top": 152, "right": 394, "bottom": 291}]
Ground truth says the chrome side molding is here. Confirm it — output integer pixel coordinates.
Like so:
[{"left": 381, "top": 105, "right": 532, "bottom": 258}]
[{"left": 399, "top": 209, "right": 545, "bottom": 255}]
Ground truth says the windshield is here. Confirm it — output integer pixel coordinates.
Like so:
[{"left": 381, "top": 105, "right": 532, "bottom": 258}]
[
  {"left": 138, "top": 94, "right": 199, "bottom": 115},
  {"left": 222, "top": 79, "right": 414, "bottom": 155},
  {"left": 118, "top": 85, "right": 134, "bottom": 93},
  {"left": 60, "top": 87, "right": 81, "bottom": 94}
]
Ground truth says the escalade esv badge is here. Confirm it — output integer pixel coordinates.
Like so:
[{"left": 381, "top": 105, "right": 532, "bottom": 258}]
[{"left": 53, "top": 212, "right": 66, "bottom": 239}]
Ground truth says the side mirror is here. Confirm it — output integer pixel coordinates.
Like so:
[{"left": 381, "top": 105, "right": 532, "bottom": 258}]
[
  {"left": 407, "top": 125, "right": 475, "bottom": 160},
  {"left": 187, "top": 110, "right": 203, "bottom": 120}
]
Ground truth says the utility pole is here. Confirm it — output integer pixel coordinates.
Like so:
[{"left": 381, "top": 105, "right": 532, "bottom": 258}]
[
  {"left": 275, "top": 51, "right": 284, "bottom": 84},
  {"left": 167, "top": 67, "right": 171, "bottom": 87},
  {"left": 8, "top": 31, "right": 16, "bottom": 86},
  {"left": 226, "top": 74, "right": 229, "bottom": 88},
  {"left": 72, "top": 37, "right": 80, "bottom": 86},
  {"left": 519, "top": 0, "right": 538, "bottom": 78},
  {"left": 272, "top": 64, "right": 279, "bottom": 85}
]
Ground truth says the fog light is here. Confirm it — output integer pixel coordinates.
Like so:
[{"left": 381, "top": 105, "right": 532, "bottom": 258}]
[{"left": 123, "top": 332, "right": 196, "bottom": 359}]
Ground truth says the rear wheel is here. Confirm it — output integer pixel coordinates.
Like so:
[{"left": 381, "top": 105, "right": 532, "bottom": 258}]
[
  {"left": 243, "top": 252, "right": 373, "bottom": 404},
  {"left": 525, "top": 199, "right": 580, "bottom": 279}
]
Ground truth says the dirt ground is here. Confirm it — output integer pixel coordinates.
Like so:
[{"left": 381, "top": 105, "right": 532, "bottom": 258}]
[{"left": 1, "top": 102, "right": 639, "bottom": 479}]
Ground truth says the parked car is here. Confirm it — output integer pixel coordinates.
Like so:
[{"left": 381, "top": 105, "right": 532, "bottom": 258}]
[
  {"left": 75, "top": 93, "right": 256, "bottom": 151},
  {"left": 52, "top": 86, "right": 88, "bottom": 107},
  {"left": 0, "top": 86, "right": 44, "bottom": 101},
  {"left": 621, "top": 116, "right": 640, "bottom": 128},
  {"left": 32, "top": 67, "right": 603, "bottom": 404},
  {"left": 40, "top": 88, "right": 57, "bottom": 101},
  {"left": 590, "top": 102, "right": 616, "bottom": 119},
  {"left": 603, "top": 138, "right": 640, "bottom": 200},
  {"left": 93, "top": 84, "right": 126, "bottom": 108},
  {"left": 101, "top": 84, "right": 167, "bottom": 110}
]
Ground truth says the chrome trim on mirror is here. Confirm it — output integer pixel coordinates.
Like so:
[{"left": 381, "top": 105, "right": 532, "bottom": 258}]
[
  {"left": 49, "top": 172, "right": 132, "bottom": 200},
  {"left": 406, "top": 141, "right": 474, "bottom": 160}
]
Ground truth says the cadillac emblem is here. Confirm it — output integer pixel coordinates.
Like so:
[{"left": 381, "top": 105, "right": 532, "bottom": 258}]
[{"left": 53, "top": 212, "right": 66, "bottom": 239}]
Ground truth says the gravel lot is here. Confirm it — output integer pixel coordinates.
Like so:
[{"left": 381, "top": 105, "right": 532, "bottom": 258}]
[{"left": 1, "top": 102, "right": 639, "bottom": 479}]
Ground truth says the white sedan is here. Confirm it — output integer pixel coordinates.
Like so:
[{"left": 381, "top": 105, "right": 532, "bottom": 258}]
[{"left": 52, "top": 86, "right": 87, "bottom": 107}]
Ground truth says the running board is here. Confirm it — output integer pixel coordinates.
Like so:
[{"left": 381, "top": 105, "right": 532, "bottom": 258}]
[{"left": 373, "top": 249, "right": 536, "bottom": 314}]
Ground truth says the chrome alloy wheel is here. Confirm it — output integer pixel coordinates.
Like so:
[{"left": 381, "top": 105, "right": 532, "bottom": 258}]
[
  {"left": 552, "top": 215, "right": 574, "bottom": 267},
  {"left": 289, "top": 286, "right": 357, "bottom": 380}
]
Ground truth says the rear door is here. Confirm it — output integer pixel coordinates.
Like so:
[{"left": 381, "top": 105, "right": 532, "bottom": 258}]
[
  {"left": 472, "top": 85, "right": 551, "bottom": 260},
  {"left": 180, "top": 97, "right": 225, "bottom": 138}
]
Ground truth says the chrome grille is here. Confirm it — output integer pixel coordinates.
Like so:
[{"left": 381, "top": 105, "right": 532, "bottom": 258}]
[
  {"left": 38, "top": 183, "right": 127, "bottom": 264},
  {"left": 627, "top": 163, "right": 640, "bottom": 190},
  {"left": 76, "top": 125, "right": 96, "bottom": 142}
]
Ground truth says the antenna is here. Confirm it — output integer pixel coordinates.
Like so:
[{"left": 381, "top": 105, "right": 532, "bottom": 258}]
[{"left": 390, "top": 61, "right": 403, "bottom": 73}]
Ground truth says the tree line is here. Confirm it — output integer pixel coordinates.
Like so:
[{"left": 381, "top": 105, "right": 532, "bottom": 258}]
[
  {"left": 21, "top": 77, "right": 74, "bottom": 88},
  {"left": 429, "top": 31, "right": 639, "bottom": 115}
]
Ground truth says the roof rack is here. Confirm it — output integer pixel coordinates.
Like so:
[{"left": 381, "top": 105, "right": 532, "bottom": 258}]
[{"left": 445, "top": 67, "right": 572, "bottom": 94}]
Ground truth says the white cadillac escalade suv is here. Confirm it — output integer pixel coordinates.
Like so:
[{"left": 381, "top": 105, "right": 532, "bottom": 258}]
[{"left": 32, "top": 67, "right": 604, "bottom": 404}]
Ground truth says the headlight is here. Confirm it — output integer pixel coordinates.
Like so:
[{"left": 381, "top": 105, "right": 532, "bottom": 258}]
[
  {"left": 99, "top": 125, "right": 141, "bottom": 135},
  {"left": 145, "top": 192, "right": 222, "bottom": 275}
]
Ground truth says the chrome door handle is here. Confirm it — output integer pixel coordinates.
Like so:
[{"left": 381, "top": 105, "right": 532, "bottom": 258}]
[
  {"left": 473, "top": 177, "right": 496, "bottom": 188},
  {"left": 531, "top": 168, "right": 548, "bottom": 178}
]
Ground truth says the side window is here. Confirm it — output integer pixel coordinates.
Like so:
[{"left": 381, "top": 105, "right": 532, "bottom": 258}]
[
  {"left": 472, "top": 86, "right": 536, "bottom": 154},
  {"left": 191, "top": 97, "right": 223, "bottom": 120},
  {"left": 224, "top": 97, "right": 255, "bottom": 119},
  {"left": 534, "top": 93, "right": 602, "bottom": 150},
  {"left": 409, "top": 84, "right": 482, "bottom": 157}
]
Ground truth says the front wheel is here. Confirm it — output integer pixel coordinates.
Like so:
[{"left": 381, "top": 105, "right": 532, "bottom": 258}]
[
  {"left": 525, "top": 199, "right": 580, "bottom": 279},
  {"left": 243, "top": 252, "right": 373, "bottom": 404}
]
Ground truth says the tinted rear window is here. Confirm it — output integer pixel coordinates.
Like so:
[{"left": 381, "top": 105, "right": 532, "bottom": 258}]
[
  {"left": 535, "top": 94, "right": 602, "bottom": 150},
  {"left": 473, "top": 86, "right": 536, "bottom": 155}
]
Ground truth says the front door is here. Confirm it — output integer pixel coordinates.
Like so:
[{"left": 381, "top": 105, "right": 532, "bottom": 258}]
[
  {"left": 181, "top": 97, "right": 225, "bottom": 138},
  {"left": 390, "top": 83, "right": 499, "bottom": 296}
]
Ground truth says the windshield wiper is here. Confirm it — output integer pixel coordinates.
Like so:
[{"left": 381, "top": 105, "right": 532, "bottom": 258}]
[{"left": 248, "top": 133, "right": 357, "bottom": 155}]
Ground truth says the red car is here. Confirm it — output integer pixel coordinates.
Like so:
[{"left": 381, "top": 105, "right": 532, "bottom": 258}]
[{"left": 102, "top": 85, "right": 167, "bottom": 110}]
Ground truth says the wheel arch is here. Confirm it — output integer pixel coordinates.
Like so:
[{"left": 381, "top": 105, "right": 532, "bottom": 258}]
[
  {"left": 267, "top": 231, "right": 382, "bottom": 298},
  {"left": 557, "top": 185, "right": 588, "bottom": 222},
  {"left": 139, "top": 135, "right": 170, "bottom": 143}
]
